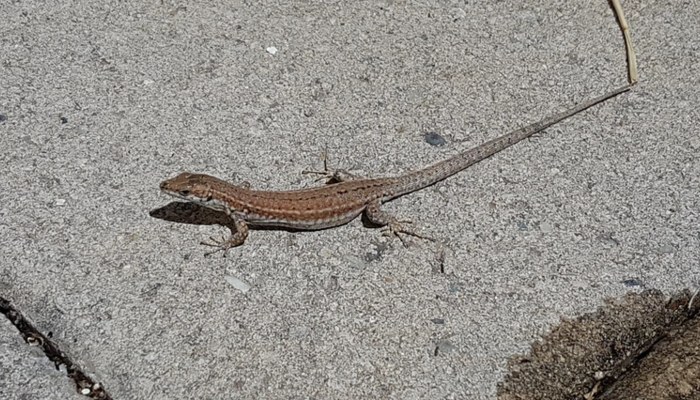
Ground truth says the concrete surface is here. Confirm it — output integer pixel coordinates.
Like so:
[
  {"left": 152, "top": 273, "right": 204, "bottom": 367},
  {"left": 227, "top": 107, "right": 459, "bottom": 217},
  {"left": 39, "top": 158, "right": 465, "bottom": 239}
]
[{"left": 1, "top": 1, "right": 698, "bottom": 399}]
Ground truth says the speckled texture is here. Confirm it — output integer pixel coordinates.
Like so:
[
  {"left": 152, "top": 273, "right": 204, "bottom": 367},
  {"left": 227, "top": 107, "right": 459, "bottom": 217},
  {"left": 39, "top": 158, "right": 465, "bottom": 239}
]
[{"left": 1, "top": 1, "right": 698, "bottom": 399}]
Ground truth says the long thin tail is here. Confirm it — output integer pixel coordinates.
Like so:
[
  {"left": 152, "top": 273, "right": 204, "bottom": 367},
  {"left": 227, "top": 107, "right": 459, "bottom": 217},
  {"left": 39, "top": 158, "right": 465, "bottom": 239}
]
[{"left": 387, "top": 84, "right": 632, "bottom": 198}]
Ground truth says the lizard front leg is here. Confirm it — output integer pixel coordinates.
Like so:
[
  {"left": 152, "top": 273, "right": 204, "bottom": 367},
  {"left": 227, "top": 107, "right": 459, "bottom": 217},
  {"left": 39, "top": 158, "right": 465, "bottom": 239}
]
[{"left": 200, "top": 213, "right": 249, "bottom": 256}]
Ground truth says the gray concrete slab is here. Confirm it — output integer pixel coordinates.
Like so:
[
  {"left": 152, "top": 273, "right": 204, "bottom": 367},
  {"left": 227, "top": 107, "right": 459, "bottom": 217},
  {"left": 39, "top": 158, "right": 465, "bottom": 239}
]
[{"left": 1, "top": 1, "right": 698, "bottom": 399}]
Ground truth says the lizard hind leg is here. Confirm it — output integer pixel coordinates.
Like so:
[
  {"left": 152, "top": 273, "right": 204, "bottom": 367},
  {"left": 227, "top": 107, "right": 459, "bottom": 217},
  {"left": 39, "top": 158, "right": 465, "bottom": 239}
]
[
  {"left": 302, "top": 168, "right": 359, "bottom": 184},
  {"left": 364, "top": 200, "right": 433, "bottom": 246},
  {"left": 302, "top": 148, "right": 360, "bottom": 184}
]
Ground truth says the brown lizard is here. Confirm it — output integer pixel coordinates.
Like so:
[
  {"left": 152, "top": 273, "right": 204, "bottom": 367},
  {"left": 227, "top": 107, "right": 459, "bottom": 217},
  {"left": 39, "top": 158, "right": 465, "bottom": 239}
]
[{"left": 160, "top": 84, "right": 630, "bottom": 253}]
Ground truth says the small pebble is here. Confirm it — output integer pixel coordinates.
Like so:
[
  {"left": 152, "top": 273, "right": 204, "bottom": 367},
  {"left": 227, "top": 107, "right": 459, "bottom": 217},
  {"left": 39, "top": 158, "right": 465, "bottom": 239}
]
[
  {"left": 658, "top": 244, "right": 674, "bottom": 254},
  {"left": 436, "top": 339, "right": 457, "bottom": 354},
  {"left": 225, "top": 276, "right": 250, "bottom": 293}
]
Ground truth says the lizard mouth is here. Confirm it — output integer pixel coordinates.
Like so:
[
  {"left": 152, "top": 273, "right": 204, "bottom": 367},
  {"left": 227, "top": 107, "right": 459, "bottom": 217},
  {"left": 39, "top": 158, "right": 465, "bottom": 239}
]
[
  {"left": 161, "top": 188, "right": 185, "bottom": 199},
  {"left": 160, "top": 185, "right": 227, "bottom": 213}
]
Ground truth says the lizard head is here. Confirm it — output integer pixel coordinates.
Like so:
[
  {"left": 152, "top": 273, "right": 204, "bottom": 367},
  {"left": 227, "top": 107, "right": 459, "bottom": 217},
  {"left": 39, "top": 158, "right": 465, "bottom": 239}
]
[{"left": 160, "top": 172, "right": 229, "bottom": 212}]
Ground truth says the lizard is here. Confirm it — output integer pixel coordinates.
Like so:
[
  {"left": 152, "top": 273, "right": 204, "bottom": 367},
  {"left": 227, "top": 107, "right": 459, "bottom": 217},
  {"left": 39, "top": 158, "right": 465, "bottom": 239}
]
[{"left": 160, "top": 84, "right": 631, "bottom": 253}]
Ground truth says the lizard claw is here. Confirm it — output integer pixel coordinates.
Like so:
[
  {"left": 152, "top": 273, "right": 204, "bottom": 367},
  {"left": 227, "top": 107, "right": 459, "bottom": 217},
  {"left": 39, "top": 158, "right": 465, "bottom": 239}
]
[
  {"left": 302, "top": 168, "right": 359, "bottom": 184},
  {"left": 302, "top": 149, "right": 359, "bottom": 183},
  {"left": 381, "top": 219, "right": 432, "bottom": 247},
  {"left": 201, "top": 236, "right": 229, "bottom": 256},
  {"left": 200, "top": 235, "right": 240, "bottom": 257},
  {"left": 302, "top": 169, "right": 343, "bottom": 184}
]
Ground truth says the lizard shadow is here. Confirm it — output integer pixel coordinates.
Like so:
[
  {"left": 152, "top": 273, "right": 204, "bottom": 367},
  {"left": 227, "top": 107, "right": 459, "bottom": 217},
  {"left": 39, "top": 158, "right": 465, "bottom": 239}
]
[{"left": 150, "top": 202, "right": 236, "bottom": 229}]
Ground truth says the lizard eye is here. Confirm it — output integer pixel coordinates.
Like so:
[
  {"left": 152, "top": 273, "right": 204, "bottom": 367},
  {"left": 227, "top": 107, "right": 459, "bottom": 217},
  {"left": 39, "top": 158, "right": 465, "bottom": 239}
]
[{"left": 180, "top": 189, "right": 190, "bottom": 196}]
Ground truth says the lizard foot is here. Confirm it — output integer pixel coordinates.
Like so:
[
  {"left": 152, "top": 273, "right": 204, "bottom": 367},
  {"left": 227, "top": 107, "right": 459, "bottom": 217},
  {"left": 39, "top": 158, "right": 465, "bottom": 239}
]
[
  {"left": 200, "top": 234, "right": 245, "bottom": 257},
  {"left": 301, "top": 168, "right": 358, "bottom": 184},
  {"left": 381, "top": 219, "right": 433, "bottom": 247},
  {"left": 302, "top": 148, "right": 359, "bottom": 184}
]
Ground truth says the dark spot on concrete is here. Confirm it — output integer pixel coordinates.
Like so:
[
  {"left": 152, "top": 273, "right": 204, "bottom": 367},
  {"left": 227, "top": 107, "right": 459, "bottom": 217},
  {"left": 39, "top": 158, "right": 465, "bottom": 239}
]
[
  {"left": 621, "top": 278, "right": 642, "bottom": 287},
  {"left": 498, "top": 289, "right": 700, "bottom": 400},
  {"left": 424, "top": 132, "right": 447, "bottom": 147}
]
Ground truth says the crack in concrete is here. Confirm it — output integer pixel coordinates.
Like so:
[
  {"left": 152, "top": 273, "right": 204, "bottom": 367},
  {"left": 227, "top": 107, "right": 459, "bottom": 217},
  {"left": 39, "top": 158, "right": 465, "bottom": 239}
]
[
  {"left": 0, "top": 296, "right": 113, "bottom": 400},
  {"left": 498, "top": 288, "right": 700, "bottom": 400}
]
